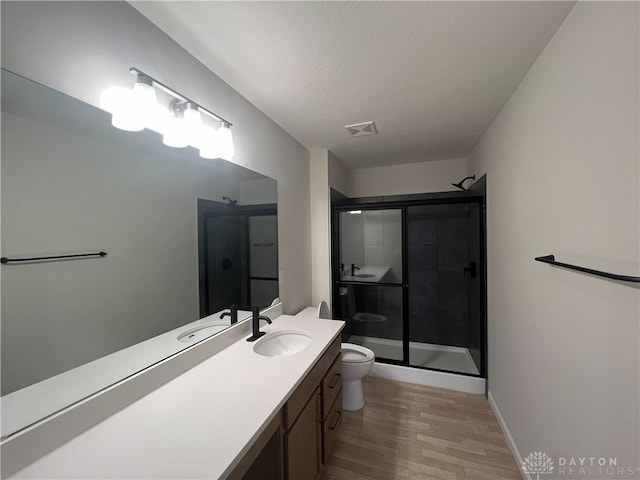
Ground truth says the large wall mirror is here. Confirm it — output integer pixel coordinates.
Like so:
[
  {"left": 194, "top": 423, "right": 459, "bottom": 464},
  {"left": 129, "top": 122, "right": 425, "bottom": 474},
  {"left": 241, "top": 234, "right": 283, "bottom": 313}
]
[{"left": 0, "top": 69, "right": 279, "bottom": 439}]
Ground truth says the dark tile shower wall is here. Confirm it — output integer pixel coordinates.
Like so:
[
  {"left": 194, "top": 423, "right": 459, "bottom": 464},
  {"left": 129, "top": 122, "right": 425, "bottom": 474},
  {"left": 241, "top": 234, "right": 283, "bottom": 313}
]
[{"left": 407, "top": 205, "right": 479, "bottom": 349}]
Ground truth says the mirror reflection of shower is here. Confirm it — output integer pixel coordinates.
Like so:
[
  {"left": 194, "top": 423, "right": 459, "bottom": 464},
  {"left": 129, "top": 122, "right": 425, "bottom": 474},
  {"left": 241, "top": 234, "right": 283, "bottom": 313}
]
[{"left": 198, "top": 181, "right": 279, "bottom": 316}]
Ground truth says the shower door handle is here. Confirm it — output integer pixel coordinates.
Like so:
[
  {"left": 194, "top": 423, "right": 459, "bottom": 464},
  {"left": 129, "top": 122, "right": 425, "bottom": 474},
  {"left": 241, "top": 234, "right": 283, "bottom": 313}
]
[{"left": 463, "top": 261, "right": 477, "bottom": 278}]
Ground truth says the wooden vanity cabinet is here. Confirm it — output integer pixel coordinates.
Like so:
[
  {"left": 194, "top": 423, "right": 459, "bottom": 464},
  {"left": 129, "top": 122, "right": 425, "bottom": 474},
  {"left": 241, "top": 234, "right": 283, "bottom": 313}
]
[
  {"left": 284, "top": 335, "right": 342, "bottom": 479},
  {"left": 230, "top": 335, "right": 342, "bottom": 480}
]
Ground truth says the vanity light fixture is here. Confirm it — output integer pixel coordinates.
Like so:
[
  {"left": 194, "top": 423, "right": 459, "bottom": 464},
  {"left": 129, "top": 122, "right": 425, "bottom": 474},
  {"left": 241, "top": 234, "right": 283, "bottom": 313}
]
[{"left": 100, "top": 67, "right": 235, "bottom": 160}]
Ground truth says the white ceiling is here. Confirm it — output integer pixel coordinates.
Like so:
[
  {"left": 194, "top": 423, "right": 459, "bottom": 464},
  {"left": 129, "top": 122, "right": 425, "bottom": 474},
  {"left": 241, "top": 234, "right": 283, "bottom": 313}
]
[{"left": 131, "top": 1, "right": 574, "bottom": 170}]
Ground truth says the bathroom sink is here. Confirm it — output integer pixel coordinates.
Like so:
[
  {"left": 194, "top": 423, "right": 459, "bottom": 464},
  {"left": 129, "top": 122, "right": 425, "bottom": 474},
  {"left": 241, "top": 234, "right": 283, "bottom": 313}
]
[
  {"left": 355, "top": 273, "right": 376, "bottom": 278},
  {"left": 253, "top": 330, "right": 312, "bottom": 357},
  {"left": 177, "top": 321, "right": 229, "bottom": 343}
]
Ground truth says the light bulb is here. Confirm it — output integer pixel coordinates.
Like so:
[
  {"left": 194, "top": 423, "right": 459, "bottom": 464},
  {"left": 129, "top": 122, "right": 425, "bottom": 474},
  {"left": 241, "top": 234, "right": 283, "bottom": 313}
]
[
  {"left": 162, "top": 117, "right": 189, "bottom": 148},
  {"left": 163, "top": 101, "right": 203, "bottom": 148},
  {"left": 132, "top": 75, "right": 157, "bottom": 125},
  {"left": 198, "top": 126, "right": 222, "bottom": 159},
  {"left": 100, "top": 86, "right": 129, "bottom": 114},
  {"left": 182, "top": 103, "right": 202, "bottom": 146},
  {"left": 133, "top": 76, "right": 156, "bottom": 105},
  {"left": 182, "top": 103, "right": 201, "bottom": 128},
  {"left": 217, "top": 122, "right": 235, "bottom": 160},
  {"left": 101, "top": 84, "right": 149, "bottom": 132}
]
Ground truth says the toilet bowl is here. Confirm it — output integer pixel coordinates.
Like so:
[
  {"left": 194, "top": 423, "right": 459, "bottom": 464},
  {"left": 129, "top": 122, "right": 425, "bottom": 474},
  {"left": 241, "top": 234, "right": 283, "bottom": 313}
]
[
  {"left": 341, "top": 343, "right": 375, "bottom": 411},
  {"left": 316, "top": 301, "right": 375, "bottom": 411}
]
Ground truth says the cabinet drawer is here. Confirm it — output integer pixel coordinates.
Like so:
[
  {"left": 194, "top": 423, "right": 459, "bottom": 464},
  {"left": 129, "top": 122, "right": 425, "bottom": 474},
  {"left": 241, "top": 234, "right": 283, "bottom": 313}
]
[
  {"left": 321, "top": 353, "right": 342, "bottom": 420},
  {"left": 322, "top": 388, "right": 342, "bottom": 464}
]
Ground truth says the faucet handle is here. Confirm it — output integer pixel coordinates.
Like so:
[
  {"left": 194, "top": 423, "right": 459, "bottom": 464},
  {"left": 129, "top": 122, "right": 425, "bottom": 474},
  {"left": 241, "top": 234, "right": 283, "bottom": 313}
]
[
  {"left": 246, "top": 305, "right": 269, "bottom": 342},
  {"left": 220, "top": 304, "right": 241, "bottom": 324}
]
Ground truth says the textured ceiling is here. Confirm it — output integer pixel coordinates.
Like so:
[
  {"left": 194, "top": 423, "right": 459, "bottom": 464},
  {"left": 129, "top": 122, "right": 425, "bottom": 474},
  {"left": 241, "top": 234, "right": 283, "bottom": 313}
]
[{"left": 131, "top": 1, "right": 574, "bottom": 169}]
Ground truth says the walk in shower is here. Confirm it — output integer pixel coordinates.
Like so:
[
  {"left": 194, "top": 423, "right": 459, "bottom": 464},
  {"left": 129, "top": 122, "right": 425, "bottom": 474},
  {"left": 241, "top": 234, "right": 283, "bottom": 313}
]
[{"left": 332, "top": 189, "right": 485, "bottom": 378}]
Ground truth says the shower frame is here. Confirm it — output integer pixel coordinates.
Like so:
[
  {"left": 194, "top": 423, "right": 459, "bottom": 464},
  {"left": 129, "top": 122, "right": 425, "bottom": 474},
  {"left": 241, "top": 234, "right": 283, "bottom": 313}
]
[
  {"left": 330, "top": 182, "right": 487, "bottom": 378},
  {"left": 198, "top": 200, "right": 278, "bottom": 316}
]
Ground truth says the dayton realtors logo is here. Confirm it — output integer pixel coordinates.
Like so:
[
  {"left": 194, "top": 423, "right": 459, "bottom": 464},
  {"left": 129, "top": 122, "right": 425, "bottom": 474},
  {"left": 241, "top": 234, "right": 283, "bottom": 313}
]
[
  {"left": 523, "top": 452, "right": 639, "bottom": 478},
  {"left": 522, "top": 451, "right": 555, "bottom": 479}
]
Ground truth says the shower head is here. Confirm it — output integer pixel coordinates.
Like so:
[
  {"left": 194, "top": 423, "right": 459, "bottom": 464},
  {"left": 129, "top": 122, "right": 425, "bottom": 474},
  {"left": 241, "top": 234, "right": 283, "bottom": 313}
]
[
  {"left": 222, "top": 196, "right": 238, "bottom": 206},
  {"left": 452, "top": 175, "right": 476, "bottom": 191}
]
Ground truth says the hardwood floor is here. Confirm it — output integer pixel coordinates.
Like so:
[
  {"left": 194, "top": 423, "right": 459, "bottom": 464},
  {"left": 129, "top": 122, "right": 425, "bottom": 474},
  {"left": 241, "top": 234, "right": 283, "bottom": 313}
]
[{"left": 322, "top": 377, "right": 523, "bottom": 480}]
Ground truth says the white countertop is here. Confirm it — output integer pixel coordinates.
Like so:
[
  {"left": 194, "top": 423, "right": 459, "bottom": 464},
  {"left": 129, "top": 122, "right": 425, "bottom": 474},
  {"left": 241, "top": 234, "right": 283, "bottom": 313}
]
[
  {"left": 10, "top": 312, "right": 344, "bottom": 479},
  {"left": 1, "top": 309, "right": 252, "bottom": 438}
]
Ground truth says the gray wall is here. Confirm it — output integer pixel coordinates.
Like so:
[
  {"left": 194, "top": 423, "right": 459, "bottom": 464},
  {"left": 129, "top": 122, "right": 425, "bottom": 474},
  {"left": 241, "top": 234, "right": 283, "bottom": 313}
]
[
  {"left": 0, "top": 1, "right": 312, "bottom": 321},
  {"left": 349, "top": 157, "right": 468, "bottom": 197},
  {"left": 339, "top": 213, "right": 364, "bottom": 269},
  {"left": 362, "top": 210, "right": 402, "bottom": 283},
  {"left": 470, "top": 2, "right": 639, "bottom": 469}
]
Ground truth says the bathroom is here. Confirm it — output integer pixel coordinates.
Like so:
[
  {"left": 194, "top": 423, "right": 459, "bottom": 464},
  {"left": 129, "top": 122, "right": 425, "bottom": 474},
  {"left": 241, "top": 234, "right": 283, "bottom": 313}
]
[{"left": 1, "top": 2, "right": 638, "bottom": 479}]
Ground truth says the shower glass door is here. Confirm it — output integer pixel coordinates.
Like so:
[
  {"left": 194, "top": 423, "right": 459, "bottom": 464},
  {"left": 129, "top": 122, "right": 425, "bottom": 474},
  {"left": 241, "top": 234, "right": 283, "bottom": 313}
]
[
  {"left": 334, "top": 208, "right": 404, "bottom": 361},
  {"left": 248, "top": 214, "right": 279, "bottom": 307},
  {"left": 406, "top": 203, "right": 482, "bottom": 375}
]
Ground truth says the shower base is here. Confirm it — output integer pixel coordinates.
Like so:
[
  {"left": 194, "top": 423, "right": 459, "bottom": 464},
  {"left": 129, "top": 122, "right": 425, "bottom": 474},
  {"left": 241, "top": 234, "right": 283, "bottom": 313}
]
[
  {"left": 348, "top": 335, "right": 485, "bottom": 394},
  {"left": 349, "top": 335, "right": 479, "bottom": 375}
]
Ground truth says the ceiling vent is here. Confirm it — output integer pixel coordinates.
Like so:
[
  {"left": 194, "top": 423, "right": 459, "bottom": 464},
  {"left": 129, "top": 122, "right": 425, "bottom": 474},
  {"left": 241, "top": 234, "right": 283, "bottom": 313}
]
[{"left": 345, "top": 121, "right": 378, "bottom": 137}]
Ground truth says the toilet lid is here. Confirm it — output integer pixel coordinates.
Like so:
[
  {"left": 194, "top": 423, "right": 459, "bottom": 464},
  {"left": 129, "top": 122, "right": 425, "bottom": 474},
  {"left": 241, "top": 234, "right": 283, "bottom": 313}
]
[{"left": 341, "top": 343, "right": 375, "bottom": 363}]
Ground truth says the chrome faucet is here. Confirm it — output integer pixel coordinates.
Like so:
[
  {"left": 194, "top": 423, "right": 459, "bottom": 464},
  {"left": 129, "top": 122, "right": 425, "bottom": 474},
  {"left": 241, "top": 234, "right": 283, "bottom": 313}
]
[
  {"left": 219, "top": 304, "right": 238, "bottom": 324},
  {"left": 246, "top": 306, "right": 272, "bottom": 342},
  {"left": 351, "top": 264, "right": 360, "bottom": 276}
]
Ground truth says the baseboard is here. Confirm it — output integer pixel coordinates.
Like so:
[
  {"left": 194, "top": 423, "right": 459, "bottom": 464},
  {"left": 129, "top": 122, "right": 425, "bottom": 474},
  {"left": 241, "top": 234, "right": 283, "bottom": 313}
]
[
  {"left": 369, "top": 362, "right": 486, "bottom": 394},
  {"left": 487, "top": 391, "right": 531, "bottom": 480}
]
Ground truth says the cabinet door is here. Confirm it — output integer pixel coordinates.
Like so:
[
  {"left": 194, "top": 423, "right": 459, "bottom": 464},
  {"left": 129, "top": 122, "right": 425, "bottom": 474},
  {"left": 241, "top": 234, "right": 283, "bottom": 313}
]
[{"left": 285, "top": 388, "right": 321, "bottom": 480}]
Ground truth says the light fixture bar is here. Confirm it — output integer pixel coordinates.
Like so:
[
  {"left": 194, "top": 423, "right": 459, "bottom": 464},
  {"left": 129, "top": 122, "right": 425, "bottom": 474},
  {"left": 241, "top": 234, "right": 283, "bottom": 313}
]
[{"left": 128, "top": 67, "right": 233, "bottom": 127}]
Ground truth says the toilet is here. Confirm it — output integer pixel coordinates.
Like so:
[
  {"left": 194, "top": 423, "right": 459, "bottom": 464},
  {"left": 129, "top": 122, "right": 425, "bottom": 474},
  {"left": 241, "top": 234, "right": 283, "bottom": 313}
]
[
  {"left": 340, "top": 342, "right": 375, "bottom": 411},
  {"left": 317, "top": 302, "right": 376, "bottom": 411}
]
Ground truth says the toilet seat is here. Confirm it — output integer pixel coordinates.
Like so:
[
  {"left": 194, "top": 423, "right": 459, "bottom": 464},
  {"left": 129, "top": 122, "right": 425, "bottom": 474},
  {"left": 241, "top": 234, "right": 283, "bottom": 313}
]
[{"left": 341, "top": 343, "right": 375, "bottom": 363}]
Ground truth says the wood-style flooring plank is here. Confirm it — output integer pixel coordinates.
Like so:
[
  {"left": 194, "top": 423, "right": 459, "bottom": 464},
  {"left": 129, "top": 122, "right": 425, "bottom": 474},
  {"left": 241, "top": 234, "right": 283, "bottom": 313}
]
[{"left": 321, "top": 377, "right": 522, "bottom": 480}]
